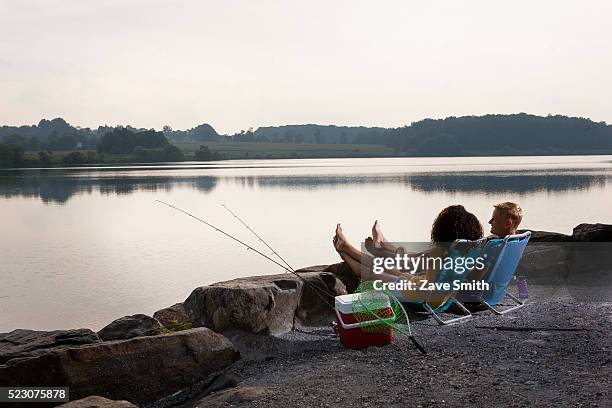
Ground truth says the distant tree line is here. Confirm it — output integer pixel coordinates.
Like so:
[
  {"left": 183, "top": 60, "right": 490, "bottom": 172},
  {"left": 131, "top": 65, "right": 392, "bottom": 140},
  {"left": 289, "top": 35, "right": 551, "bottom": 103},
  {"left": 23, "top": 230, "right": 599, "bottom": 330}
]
[
  {"left": 163, "top": 123, "right": 220, "bottom": 142},
  {"left": 97, "top": 128, "right": 184, "bottom": 162},
  {"left": 161, "top": 123, "right": 387, "bottom": 144},
  {"left": 2, "top": 114, "right": 612, "bottom": 168},
  {"left": 97, "top": 128, "right": 168, "bottom": 154},
  {"left": 386, "top": 114, "right": 612, "bottom": 156},
  {"left": 0, "top": 126, "right": 184, "bottom": 167},
  {"left": 224, "top": 125, "right": 387, "bottom": 144},
  {"left": 0, "top": 118, "right": 98, "bottom": 151},
  {"left": 0, "top": 131, "right": 95, "bottom": 151}
]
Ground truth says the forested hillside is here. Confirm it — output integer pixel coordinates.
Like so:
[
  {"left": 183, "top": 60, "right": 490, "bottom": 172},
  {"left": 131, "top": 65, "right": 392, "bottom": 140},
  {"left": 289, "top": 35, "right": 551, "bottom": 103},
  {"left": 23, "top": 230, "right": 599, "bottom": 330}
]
[
  {"left": 386, "top": 114, "right": 612, "bottom": 156},
  {"left": 1, "top": 114, "right": 611, "bottom": 166}
]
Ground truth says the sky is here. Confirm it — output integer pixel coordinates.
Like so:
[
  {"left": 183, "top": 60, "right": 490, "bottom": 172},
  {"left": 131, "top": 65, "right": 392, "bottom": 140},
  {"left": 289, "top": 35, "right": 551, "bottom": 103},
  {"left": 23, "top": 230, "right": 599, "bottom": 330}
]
[{"left": 1, "top": 0, "right": 611, "bottom": 135}]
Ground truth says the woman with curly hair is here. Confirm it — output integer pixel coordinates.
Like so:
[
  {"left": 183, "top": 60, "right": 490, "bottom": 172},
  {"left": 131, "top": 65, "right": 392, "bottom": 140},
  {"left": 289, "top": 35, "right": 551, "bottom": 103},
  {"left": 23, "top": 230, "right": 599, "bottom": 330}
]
[{"left": 333, "top": 205, "right": 484, "bottom": 283}]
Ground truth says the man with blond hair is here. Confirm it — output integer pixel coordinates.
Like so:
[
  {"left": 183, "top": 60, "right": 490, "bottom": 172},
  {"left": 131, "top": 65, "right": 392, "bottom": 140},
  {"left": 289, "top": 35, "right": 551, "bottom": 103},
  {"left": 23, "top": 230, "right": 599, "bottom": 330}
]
[
  {"left": 463, "top": 202, "right": 524, "bottom": 284},
  {"left": 488, "top": 201, "right": 523, "bottom": 237}
]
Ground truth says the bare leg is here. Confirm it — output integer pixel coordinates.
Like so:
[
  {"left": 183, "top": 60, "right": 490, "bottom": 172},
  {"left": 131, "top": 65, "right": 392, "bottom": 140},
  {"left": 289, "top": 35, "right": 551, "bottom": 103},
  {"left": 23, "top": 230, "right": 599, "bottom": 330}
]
[
  {"left": 339, "top": 251, "right": 366, "bottom": 279},
  {"left": 340, "top": 251, "right": 404, "bottom": 283}
]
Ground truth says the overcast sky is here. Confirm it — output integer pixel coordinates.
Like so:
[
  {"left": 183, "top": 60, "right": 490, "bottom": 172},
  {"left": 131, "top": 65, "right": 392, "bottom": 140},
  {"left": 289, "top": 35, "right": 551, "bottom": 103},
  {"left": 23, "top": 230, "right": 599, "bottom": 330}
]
[{"left": 1, "top": 0, "right": 611, "bottom": 134}]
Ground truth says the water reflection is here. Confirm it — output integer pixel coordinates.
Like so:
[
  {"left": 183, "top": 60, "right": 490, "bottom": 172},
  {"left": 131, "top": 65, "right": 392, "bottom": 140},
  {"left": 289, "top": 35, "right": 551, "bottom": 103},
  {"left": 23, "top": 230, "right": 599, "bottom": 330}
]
[
  {"left": 0, "top": 167, "right": 610, "bottom": 204},
  {"left": 0, "top": 173, "right": 218, "bottom": 204},
  {"left": 404, "top": 172, "right": 608, "bottom": 194},
  {"left": 228, "top": 170, "right": 610, "bottom": 195}
]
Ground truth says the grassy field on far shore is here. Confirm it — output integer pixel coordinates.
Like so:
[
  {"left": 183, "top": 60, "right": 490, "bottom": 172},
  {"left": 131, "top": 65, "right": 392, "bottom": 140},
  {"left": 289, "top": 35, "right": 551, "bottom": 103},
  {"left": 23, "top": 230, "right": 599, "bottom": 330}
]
[
  {"left": 22, "top": 150, "right": 134, "bottom": 165},
  {"left": 173, "top": 141, "right": 398, "bottom": 160},
  {"left": 17, "top": 141, "right": 612, "bottom": 168},
  {"left": 15, "top": 142, "right": 397, "bottom": 167}
]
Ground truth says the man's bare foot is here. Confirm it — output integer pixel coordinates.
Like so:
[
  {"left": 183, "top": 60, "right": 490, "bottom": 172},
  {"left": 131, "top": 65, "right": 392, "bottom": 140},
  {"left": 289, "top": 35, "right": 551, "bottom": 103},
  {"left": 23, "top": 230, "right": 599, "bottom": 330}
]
[
  {"left": 364, "top": 236, "right": 376, "bottom": 254},
  {"left": 372, "top": 220, "right": 386, "bottom": 248}
]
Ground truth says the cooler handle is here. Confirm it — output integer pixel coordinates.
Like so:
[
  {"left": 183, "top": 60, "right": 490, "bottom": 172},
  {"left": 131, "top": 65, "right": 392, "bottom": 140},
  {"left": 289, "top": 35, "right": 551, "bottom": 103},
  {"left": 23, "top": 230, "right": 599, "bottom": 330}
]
[{"left": 335, "top": 308, "right": 396, "bottom": 330}]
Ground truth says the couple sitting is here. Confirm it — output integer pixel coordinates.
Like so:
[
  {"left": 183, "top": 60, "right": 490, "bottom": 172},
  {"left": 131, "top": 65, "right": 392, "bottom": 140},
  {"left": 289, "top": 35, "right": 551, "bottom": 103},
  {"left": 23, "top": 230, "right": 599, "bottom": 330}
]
[{"left": 332, "top": 202, "right": 523, "bottom": 283}]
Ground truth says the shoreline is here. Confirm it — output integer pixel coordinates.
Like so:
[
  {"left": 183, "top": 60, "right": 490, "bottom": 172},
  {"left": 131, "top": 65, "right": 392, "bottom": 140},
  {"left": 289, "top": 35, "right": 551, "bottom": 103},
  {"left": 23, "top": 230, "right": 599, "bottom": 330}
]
[
  {"left": 1, "top": 224, "right": 611, "bottom": 406},
  {"left": 3, "top": 149, "right": 612, "bottom": 170}
]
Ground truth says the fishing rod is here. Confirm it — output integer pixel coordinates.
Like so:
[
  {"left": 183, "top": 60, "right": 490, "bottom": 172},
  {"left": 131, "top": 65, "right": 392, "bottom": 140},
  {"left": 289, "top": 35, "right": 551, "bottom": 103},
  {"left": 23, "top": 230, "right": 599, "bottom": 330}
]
[
  {"left": 156, "top": 200, "right": 426, "bottom": 354},
  {"left": 155, "top": 200, "right": 336, "bottom": 309},
  {"left": 222, "top": 203, "right": 295, "bottom": 274}
]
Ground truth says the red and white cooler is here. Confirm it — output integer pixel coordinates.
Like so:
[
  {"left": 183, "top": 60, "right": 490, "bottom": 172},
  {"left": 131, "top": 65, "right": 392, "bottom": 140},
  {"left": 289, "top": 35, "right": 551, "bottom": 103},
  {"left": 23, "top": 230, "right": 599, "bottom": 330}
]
[{"left": 334, "top": 292, "right": 395, "bottom": 349}]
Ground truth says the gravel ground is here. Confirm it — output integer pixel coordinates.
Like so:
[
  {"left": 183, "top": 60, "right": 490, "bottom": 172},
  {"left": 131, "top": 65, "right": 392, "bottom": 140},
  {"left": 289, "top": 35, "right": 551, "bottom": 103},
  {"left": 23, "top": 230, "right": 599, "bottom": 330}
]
[{"left": 188, "top": 285, "right": 611, "bottom": 407}]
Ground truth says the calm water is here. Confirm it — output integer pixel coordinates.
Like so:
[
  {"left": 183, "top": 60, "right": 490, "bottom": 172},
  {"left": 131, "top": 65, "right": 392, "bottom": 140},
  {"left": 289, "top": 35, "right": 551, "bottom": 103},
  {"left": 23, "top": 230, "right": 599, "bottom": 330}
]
[{"left": 1, "top": 156, "right": 612, "bottom": 332}]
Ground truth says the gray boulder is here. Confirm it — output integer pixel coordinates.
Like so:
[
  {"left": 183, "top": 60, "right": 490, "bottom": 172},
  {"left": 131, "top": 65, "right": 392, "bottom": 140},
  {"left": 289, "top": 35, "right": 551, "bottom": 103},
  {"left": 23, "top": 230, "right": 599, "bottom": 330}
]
[
  {"left": 58, "top": 396, "right": 137, "bottom": 408},
  {"left": 185, "top": 275, "right": 301, "bottom": 335},
  {"left": 572, "top": 223, "right": 612, "bottom": 242},
  {"left": 184, "top": 271, "right": 346, "bottom": 335},
  {"left": 153, "top": 303, "right": 190, "bottom": 328},
  {"left": 0, "top": 329, "right": 100, "bottom": 364},
  {"left": 294, "top": 271, "right": 346, "bottom": 327},
  {"left": 519, "top": 229, "right": 574, "bottom": 242},
  {"left": 97, "top": 314, "right": 162, "bottom": 341},
  {"left": 0, "top": 328, "right": 240, "bottom": 405},
  {"left": 324, "top": 262, "right": 360, "bottom": 293},
  {"left": 515, "top": 243, "right": 571, "bottom": 285}
]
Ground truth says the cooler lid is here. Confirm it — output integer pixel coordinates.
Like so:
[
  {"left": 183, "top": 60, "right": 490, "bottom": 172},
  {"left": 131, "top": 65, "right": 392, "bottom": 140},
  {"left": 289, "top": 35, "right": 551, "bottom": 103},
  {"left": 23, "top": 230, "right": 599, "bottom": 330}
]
[{"left": 335, "top": 292, "right": 391, "bottom": 314}]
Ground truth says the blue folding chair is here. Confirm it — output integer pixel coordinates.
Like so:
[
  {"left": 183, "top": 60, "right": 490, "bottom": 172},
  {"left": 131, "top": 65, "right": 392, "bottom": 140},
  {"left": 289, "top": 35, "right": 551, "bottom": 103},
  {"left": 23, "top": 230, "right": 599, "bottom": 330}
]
[
  {"left": 457, "top": 231, "right": 531, "bottom": 314},
  {"left": 397, "top": 239, "right": 486, "bottom": 325}
]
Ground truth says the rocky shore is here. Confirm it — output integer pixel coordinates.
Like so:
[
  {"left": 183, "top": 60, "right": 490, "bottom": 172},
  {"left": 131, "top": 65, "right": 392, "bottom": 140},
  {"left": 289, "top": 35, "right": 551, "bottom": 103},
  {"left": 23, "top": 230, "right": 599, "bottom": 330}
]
[{"left": 1, "top": 223, "right": 611, "bottom": 407}]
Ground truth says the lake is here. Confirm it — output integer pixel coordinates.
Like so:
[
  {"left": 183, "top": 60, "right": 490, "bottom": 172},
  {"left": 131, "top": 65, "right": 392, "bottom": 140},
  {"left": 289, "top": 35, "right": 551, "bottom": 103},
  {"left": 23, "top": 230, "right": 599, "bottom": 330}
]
[{"left": 1, "top": 155, "right": 611, "bottom": 332}]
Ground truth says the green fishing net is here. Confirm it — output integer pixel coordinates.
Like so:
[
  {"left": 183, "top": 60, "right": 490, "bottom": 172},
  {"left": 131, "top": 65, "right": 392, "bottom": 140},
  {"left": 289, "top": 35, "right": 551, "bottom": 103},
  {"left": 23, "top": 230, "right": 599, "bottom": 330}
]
[{"left": 352, "top": 281, "right": 413, "bottom": 338}]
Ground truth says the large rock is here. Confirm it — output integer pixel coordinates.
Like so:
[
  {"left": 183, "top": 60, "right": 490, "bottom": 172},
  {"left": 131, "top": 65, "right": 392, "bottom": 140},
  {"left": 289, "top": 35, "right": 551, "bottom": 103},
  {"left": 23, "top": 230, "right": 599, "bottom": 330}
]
[
  {"left": 0, "top": 328, "right": 240, "bottom": 405},
  {"left": 185, "top": 275, "right": 301, "bottom": 335},
  {"left": 515, "top": 243, "right": 571, "bottom": 285},
  {"left": 0, "top": 329, "right": 100, "bottom": 364},
  {"left": 519, "top": 229, "right": 574, "bottom": 242},
  {"left": 97, "top": 314, "right": 162, "bottom": 341},
  {"left": 184, "top": 271, "right": 346, "bottom": 335},
  {"left": 572, "top": 223, "right": 612, "bottom": 242},
  {"left": 323, "top": 262, "right": 360, "bottom": 293},
  {"left": 153, "top": 303, "right": 190, "bottom": 328},
  {"left": 294, "top": 271, "right": 346, "bottom": 327},
  {"left": 58, "top": 396, "right": 137, "bottom": 408}
]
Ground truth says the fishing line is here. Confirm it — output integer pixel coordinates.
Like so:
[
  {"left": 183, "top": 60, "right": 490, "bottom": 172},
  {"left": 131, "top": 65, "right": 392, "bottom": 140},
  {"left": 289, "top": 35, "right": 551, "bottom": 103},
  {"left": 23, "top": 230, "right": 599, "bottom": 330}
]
[
  {"left": 221, "top": 203, "right": 338, "bottom": 303},
  {"left": 222, "top": 204, "right": 295, "bottom": 273},
  {"left": 155, "top": 200, "right": 336, "bottom": 309}
]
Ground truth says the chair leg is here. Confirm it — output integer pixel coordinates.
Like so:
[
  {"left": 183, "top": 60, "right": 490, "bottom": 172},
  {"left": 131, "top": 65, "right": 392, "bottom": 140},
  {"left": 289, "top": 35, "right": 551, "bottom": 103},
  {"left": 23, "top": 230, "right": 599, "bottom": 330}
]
[
  {"left": 423, "top": 299, "right": 472, "bottom": 325},
  {"left": 482, "top": 292, "right": 526, "bottom": 315}
]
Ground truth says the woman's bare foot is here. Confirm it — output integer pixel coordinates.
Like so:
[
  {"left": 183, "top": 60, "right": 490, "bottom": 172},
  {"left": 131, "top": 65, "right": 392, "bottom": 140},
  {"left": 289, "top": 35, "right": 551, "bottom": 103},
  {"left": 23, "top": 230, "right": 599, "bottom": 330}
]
[
  {"left": 372, "top": 220, "right": 386, "bottom": 248},
  {"left": 333, "top": 223, "right": 349, "bottom": 253}
]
